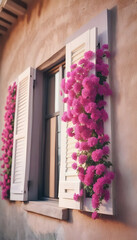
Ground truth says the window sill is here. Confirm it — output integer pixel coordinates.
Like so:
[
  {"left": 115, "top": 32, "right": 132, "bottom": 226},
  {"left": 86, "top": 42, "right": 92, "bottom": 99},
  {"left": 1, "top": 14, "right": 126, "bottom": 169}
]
[{"left": 22, "top": 200, "right": 69, "bottom": 221}]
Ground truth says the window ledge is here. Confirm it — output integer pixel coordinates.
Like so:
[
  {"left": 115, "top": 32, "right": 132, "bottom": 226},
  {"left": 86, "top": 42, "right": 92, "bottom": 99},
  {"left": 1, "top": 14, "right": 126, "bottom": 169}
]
[{"left": 22, "top": 200, "right": 69, "bottom": 221}]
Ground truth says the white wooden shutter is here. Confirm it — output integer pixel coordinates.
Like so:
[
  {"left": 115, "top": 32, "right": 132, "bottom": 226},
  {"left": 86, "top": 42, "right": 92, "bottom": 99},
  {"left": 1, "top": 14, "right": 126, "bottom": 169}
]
[
  {"left": 10, "top": 67, "right": 35, "bottom": 201},
  {"left": 59, "top": 28, "right": 97, "bottom": 209},
  {"left": 83, "top": 64, "right": 113, "bottom": 215}
]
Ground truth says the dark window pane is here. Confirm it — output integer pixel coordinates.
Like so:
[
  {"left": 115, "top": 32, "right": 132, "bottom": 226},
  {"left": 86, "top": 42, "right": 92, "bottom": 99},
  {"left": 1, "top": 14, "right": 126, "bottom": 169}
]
[
  {"left": 46, "top": 74, "right": 55, "bottom": 114},
  {"left": 43, "top": 117, "right": 56, "bottom": 198},
  {"left": 55, "top": 72, "right": 60, "bottom": 113}
]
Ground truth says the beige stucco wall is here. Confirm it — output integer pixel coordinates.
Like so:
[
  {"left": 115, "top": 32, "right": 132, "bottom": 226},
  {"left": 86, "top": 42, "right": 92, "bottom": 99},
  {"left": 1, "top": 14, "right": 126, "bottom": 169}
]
[{"left": 0, "top": 0, "right": 137, "bottom": 239}]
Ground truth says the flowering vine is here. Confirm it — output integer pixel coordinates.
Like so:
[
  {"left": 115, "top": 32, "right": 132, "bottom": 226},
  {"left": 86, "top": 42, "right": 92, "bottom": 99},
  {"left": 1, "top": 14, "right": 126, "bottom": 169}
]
[
  {"left": 60, "top": 44, "right": 114, "bottom": 219},
  {"left": 0, "top": 82, "right": 17, "bottom": 199}
]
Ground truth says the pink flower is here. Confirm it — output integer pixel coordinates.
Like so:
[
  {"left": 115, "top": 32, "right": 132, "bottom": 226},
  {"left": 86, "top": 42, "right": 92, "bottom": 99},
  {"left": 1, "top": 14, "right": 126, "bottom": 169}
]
[
  {"left": 73, "top": 193, "right": 79, "bottom": 201},
  {"left": 4, "top": 174, "right": 8, "bottom": 180},
  {"left": 61, "top": 78, "right": 66, "bottom": 92},
  {"left": 71, "top": 64, "right": 77, "bottom": 69},
  {"left": 91, "top": 75, "right": 99, "bottom": 85},
  {"left": 67, "top": 72, "right": 71, "bottom": 77},
  {"left": 106, "top": 171, "right": 115, "bottom": 181},
  {"left": 68, "top": 90, "right": 75, "bottom": 99},
  {"left": 6, "top": 164, "right": 10, "bottom": 169},
  {"left": 75, "top": 142, "right": 80, "bottom": 149},
  {"left": 66, "top": 79, "right": 74, "bottom": 90},
  {"left": 85, "top": 102, "right": 96, "bottom": 113},
  {"left": 92, "top": 194, "right": 99, "bottom": 208},
  {"left": 99, "top": 134, "right": 110, "bottom": 144},
  {"left": 97, "top": 100, "right": 106, "bottom": 108},
  {"left": 63, "top": 97, "right": 68, "bottom": 103},
  {"left": 96, "top": 164, "right": 106, "bottom": 175},
  {"left": 96, "top": 49, "right": 103, "bottom": 57},
  {"left": 67, "top": 109, "right": 73, "bottom": 120},
  {"left": 101, "top": 109, "right": 108, "bottom": 121},
  {"left": 92, "top": 211, "right": 98, "bottom": 220},
  {"left": 76, "top": 66, "right": 84, "bottom": 74},
  {"left": 73, "top": 82, "right": 82, "bottom": 94},
  {"left": 96, "top": 64, "right": 102, "bottom": 72},
  {"left": 9, "top": 134, "right": 13, "bottom": 138},
  {"left": 86, "top": 62, "right": 95, "bottom": 71},
  {"left": 78, "top": 113, "right": 88, "bottom": 124},
  {"left": 103, "top": 189, "right": 110, "bottom": 201},
  {"left": 80, "top": 142, "right": 90, "bottom": 151},
  {"left": 72, "top": 162, "right": 77, "bottom": 170},
  {"left": 78, "top": 172, "right": 85, "bottom": 182},
  {"left": 92, "top": 149, "right": 103, "bottom": 162},
  {"left": 93, "top": 182, "right": 103, "bottom": 196},
  {"left": 82, "top": 77, "right": 93, "bottom": 89},
  {"left": 78, "top": 167, "right": 84, "bottom": 174},
  {"left": 81, "top": 128, "right": 91, "bottom": 140},
  {"left": 84, "top": 173, "right": 93, "bottom": 186},
  {"left": 79, "top": 189, "right": 84, "bottom": 197},
  {"left": 67, "top": 128, "right": 75, "bottom": 137},
  {"left": 86, "top": 119, "right": 96, "bottom": 130},
  {"left": 72, "top": 116, "right": 79, "bottom": 124},
  {"left": 61, "top": 112, "right": 70, "bottom": 122},
  {"left": 86, "top": 166, "right": 95, "bottom": 175},
  {"left": 91, "top": 109, "right": 101, "bottom": 121},
  {"left": 102, "top": 44, "right": 108, "bottom": 49},
  {"left": 84, "top": 51, "right": 94, "bottom": 59},
  {"left": 79, "top": 155, "right": 87, "bottom": 164},
  {"left": 95, "top": 121, "right": 104, "bottom": 135},
  {"left": 101, "top": 82, "right": 112, "bottom": 96},
  {"left": 78, "top": 58, "right": 88, "bottom": 66},
  {"left": 72, "top": 152, "right": 77, "bottom": 160},
  {"left": 82, "top": 89, "right": 91, "bottom": 99},
  {"left": 73, "top": 99, "right": 83, "bottom": 114},
  {"left": 103, "top": 146, "right": 110, "bottom": 155},
  {"left": 88, "top": 137, "right": 98, "bottom": 147},
  {"left": 104, "top": 51, "right": 110, "bottom": 58}
]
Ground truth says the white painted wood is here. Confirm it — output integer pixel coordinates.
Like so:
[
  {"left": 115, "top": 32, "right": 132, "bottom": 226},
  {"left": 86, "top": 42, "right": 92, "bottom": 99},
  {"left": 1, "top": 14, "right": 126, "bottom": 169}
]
[
  {"left": 59, "top": 27, "right": 97, "bottom": 210},
  {"left": 83, "top": 195, "right": 113, "bottom": 215},
  {"left": 10, "top": 67, "right": 35, "bottom": 201}
]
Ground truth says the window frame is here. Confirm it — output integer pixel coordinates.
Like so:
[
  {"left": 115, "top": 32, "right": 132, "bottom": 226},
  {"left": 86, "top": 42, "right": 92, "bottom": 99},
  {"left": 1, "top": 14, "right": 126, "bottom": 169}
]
[{"left": 38, "top": 61, "right": 65, "bottom": 201}]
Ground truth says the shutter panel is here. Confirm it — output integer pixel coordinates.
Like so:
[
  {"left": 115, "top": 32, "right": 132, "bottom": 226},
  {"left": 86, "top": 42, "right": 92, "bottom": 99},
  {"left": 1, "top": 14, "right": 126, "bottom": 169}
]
[
  {"left": 59, "top": 28, "right": 97, "bottom": 209},
  {"left": 83, "top": 69, "right": 113, "bottom": 215},
  {"left": 10, "top": 67, "right": 35, "bottom": 201}
]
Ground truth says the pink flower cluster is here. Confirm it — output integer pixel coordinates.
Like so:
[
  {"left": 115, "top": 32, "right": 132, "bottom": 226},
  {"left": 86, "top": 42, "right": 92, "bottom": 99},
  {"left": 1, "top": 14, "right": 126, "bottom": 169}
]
[
  {"left": 0, "top": 82, "right": 17, "bottom": 199},
  {"left": 61, "top": 44, "right": 114, "bottom": 220}
]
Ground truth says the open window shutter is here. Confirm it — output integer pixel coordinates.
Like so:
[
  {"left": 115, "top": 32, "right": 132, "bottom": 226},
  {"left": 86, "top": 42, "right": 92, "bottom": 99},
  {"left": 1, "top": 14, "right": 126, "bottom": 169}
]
[
  {"left": 59, "top": 28, "right": 97, "bottom": 209},
  {"left": 83, "top": 62, "right": 113, "bottom": 215},
  {"left": 10, "top": 67, "right": 35, "bottom": 201}
]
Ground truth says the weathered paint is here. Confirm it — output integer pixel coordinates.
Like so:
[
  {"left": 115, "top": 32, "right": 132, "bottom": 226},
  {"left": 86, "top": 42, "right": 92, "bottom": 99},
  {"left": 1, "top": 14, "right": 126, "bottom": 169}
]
[{"left": 0, "top": 0, "right": 137, "bottom": 239}]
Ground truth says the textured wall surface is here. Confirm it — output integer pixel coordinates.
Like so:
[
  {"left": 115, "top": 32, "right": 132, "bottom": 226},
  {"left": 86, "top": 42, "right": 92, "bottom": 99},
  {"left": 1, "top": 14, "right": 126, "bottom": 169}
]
[{"left": 0, "top": 0, "right": 137, "bottom": 239}]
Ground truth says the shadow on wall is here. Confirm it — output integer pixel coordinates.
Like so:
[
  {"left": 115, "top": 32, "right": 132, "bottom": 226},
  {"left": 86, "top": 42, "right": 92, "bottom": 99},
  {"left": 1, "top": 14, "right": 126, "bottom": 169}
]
[
  {"left": 0, "top": 200, "right": 60, "bottom": 240},
  {"left": 37, "top": 233, "right": 56, "bottom": 240},
  {"left": 26, "top": 0, "right": 50, "bottom": 23},
  {"left": 109, "top": 4, "right": 137, "bottom": 228}
]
